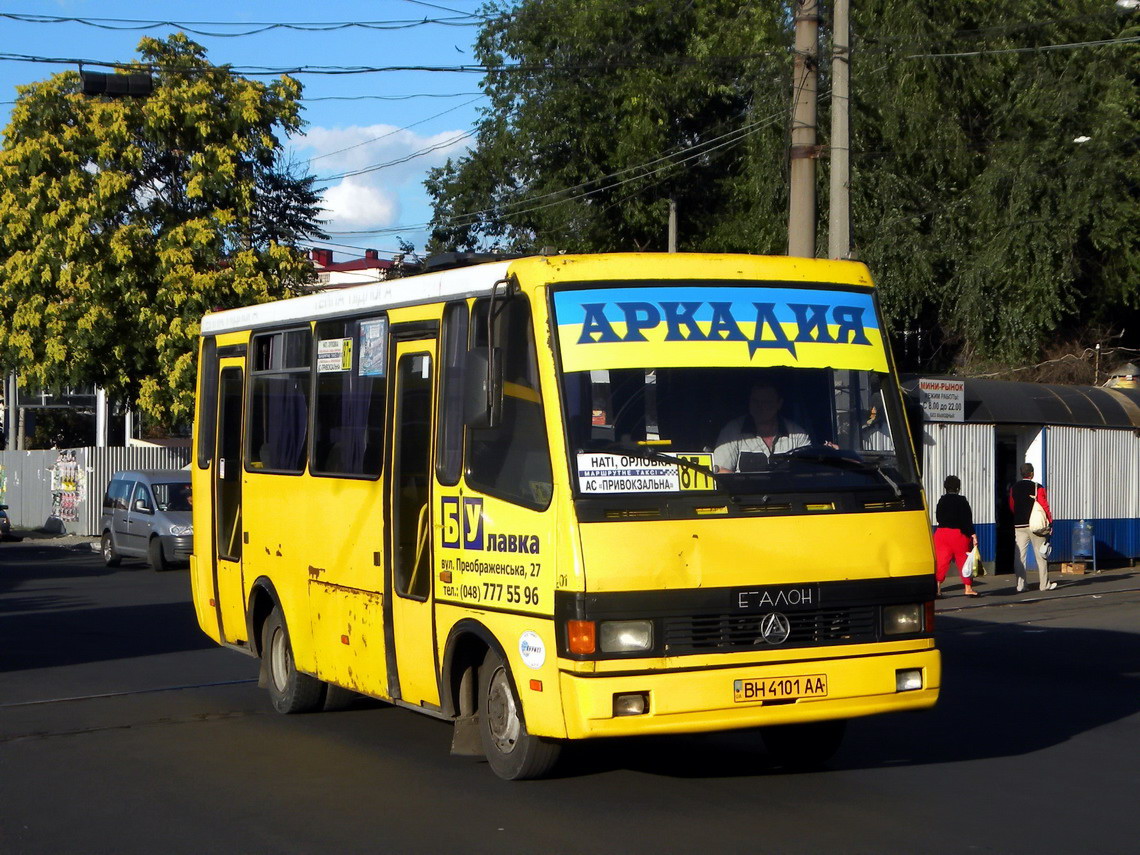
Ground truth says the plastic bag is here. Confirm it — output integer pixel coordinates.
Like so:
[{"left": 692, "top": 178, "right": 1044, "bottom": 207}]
[
  {"left": 1039, "top": 538, "right": 1052, "bottom": 560},
  {"left": 961, "top": 549, "right": 975, "bottom": 578}
]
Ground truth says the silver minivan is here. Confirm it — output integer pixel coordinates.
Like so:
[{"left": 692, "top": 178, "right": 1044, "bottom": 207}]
[{"left": 100, "top": 469, "right": 193, "bottom": 571}]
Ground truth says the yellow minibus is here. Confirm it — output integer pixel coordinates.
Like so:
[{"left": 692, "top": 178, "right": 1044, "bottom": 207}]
[{"left": 190, "top": 252, "right": 939, "bottom": 779}]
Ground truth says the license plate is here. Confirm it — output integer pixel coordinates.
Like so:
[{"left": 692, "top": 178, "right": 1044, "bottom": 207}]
[{"left": 733, "top": 674, "right": 828, "bottom": 703}]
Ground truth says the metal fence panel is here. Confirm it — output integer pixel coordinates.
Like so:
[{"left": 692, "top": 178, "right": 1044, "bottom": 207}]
[
  {"left": 920, "top": 422, "right": 996, "bottom": 561},
  {"left": 0, "top": 446, "right": 190, "bottom": 535}
]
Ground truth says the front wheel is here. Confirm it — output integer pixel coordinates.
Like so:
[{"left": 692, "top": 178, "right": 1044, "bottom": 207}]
[
  {"left": 760, "top": 719, "right": 847, "bottom": 770},
  {"left": 263, "top": 606, "right": 324, "bottom": 714},
  {"left": 148, "top": 537, "right": 170, "bottom": 572},
  {"left": 479, "top": 648, "right": 561, "bottom": 780},
  {"left": 101, "top": 532, "right": 121, "bottom": 567}
]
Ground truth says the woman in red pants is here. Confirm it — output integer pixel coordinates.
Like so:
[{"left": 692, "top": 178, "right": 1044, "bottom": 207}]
[{"left": 933, "top": 475, "right": 979, "bottom": 597}]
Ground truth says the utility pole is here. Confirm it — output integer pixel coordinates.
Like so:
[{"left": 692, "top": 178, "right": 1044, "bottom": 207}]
[
  {"left": 828, "top": 0, "right": 851, "bottom": 260},
  {"left": 668, "top": 198, "right": 678, "bottom": 252},
  {"left": 787, "top": 0, "right": 820, "bottom": 258}
]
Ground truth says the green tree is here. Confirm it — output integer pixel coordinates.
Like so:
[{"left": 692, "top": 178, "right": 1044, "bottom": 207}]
[
  {"left": 426, "top": 0, "right": 793, "bottom": 255},
  {"left": 428, "top": 0, "right": 1139, "bottom": 372},
  {"left": 850, "top": 0, "right": 1140, "bottom": 369},
  {"left": 0, "top": 34, "right": 325, "bottom": 425}
]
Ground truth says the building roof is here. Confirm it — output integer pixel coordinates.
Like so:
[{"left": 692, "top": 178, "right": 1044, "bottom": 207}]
[{"left": 901, "top": 376, "right": 1140, "bottom": 429}]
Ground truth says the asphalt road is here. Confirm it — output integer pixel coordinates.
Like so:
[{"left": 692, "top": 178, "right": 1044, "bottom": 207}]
[{"left": 2, "top": 539, "right": 1138, "bottom": 854}]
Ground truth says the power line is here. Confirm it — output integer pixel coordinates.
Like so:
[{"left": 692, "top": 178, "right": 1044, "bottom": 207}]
[
  {"left": 304, "top": 91, "right": 481, "bottom": 101},
  {"left": 306, "top": 97, "right": 482, "bottom": 163},
  {"left": 907, "top": 35, "right": 1140, "bottom": 59},
  {"left": 313, "top": 131, "right": 476, "bottom": 182},
  {"left": 0, "top": 12, "right": 483, "bottom": 37}
]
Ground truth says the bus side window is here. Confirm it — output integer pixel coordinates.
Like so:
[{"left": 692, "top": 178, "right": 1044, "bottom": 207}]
[
  {"left": 467, "top": 295, "right": 553, "bottom": 510},
  {"left": 247, "top": 328, "right": 311, "bottom": 474},
  {"left": 436, "top": 302, "right": 468, "bottom": 486},
  {"left": 311, "top": 316, "right": 388, "bottom": 478}
]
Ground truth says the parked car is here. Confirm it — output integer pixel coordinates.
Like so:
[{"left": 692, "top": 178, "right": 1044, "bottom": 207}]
[
  {"left": 100, "top": 470, "right": 193, "bottom": 571},
  {"left": 0, "top": 503, "right": 10, "bottom": 540}
]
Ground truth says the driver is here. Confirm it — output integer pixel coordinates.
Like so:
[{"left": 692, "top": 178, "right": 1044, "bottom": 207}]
[{"left": 713, "top": 382, "right": 810, "bottom": 473}]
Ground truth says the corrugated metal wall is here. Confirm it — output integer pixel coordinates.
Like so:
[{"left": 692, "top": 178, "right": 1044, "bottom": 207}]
[
  {"left": 0, "top": 446, "right": 190, "bottom": 536},
  {"left": 921, "top": 422, "right": 996, "bottom": 560},
  {"left": 1045, "top": 426, "right": 1140, "bottom": 561}
]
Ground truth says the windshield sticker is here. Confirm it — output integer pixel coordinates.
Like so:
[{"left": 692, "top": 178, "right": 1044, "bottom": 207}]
[
  {"left": 577, "top": 452, "right": 715, "bottom": 494},
  {"left": 317, "top": 338, "right": 353, "bottom": 373},
  {"left": 552, "top": 286, "right": 887, "bottom": 373}
]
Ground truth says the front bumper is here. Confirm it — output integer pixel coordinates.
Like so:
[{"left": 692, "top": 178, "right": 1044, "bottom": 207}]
[
  {"left": 162, "top": 535, "right": 194, "bottom": 560},
  {"left": 557, "top": 647, "right": 940, "bottom": 739}
]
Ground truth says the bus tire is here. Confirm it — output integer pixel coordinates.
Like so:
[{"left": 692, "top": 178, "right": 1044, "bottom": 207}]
[
  {"left": 478, "top": 648, "right": 561, "bottom": 780},
  {"left": 263, "top": 606, "right": 324, "bottom": 714},
  {"left": 322, "top": 683, "right": 357, "bottom": 712},
  {"left": 148, "top": 537, "right": 170, "bottom": 572},
  {"left": 760, "top": 719, "right": 847, "bottom": 770},
  {"left": 101, "top": 532, "right": 121, "bottom": 567}
]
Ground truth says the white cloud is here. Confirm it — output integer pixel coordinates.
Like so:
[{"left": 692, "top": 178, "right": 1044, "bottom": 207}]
[
  {"left": 294, "top": 124, "right": 474, "bottom": 249},
  {"left": 321, "top": 178, "right": 398, "bottom": 228}
]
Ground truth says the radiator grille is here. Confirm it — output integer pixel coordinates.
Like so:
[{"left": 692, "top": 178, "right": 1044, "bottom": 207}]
[{"left": 663, "top": 606, "right": 878, "bottom": 654}]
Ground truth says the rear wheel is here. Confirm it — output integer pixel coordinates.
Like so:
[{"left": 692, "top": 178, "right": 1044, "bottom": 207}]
[
  {"left": 478, "top": 648, "right": 561, "bottom": 780},
  {"left": 263, "top": 606, "right": 324, "bottom": 714},
  {"left": 760, "top": 719, "right": 847, "bottom": 770},
  {"left": 101, "top": 532, "right": 121, "bottom": 567},
  {"left": 148, "top": 537, "right": 170, "bottom": 572}
]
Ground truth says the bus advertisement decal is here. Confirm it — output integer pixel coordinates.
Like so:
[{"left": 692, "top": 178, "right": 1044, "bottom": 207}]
[{"left": 552, "top": 286, "right": 887, "bottom": 374}]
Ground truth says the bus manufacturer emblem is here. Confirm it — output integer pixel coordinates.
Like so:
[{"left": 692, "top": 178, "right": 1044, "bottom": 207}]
[{"left": 759, "top": 612, "right": 791, "bottom": 645}]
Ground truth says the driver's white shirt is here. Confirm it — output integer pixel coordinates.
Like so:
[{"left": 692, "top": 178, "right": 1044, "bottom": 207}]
[{"left": 713, "top": 416, "right": 810, "bottom": 472}]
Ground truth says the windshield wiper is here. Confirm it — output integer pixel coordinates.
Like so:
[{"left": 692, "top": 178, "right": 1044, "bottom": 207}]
[
  {"left": 774, "top": 447, "right": 903, "bottom": 498},
  {"left": 592, "top": 442, "right": 721, "bottom": 486}
]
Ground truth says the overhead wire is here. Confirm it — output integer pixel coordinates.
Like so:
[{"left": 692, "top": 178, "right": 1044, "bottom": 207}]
[
  {"left": 306, "top": 97, "right": 482, "bottom": 163},
  {"left": 0, "top": 12, "right": 484, "bottom": 37}
]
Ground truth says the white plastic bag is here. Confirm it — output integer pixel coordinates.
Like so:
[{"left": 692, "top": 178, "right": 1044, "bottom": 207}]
[{"left": 961, "top": 549, "right": 975, "bottom": 578}]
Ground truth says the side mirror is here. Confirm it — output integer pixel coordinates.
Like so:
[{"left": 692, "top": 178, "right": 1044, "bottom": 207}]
[
  {"left": 134, "top": 499, "right": 151, "bottom": 513},
  {"left": 464, "top": 347, "right": 503, "bottom": 429}
]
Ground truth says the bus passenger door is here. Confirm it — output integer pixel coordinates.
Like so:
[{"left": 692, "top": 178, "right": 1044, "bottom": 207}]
[
  {"left": 387, "top": 340, "right": 441, "bottom": 707},
  {"left": 214, "top": 363, "right": 247, "bottom": 643}
]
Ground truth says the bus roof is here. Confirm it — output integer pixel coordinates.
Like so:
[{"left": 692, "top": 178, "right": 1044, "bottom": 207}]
[
  {"left": 200, "top": 260, "right": 514, "bottom": 335},
  {"left": 199, "top": 253, "right": 875, "bottom": 336}
]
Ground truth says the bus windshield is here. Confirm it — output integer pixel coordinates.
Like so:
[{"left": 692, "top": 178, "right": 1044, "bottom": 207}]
[
  {"left": 549, "top": 280, "right": 917, "bottom": 501},
  {"left": 561, "top": 366, "right": 916, "bottom": 498}
]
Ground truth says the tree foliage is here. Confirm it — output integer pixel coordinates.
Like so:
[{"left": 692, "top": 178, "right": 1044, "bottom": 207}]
[
  {"left": 427, "top": 0, "right": 1139, "bottom": 372},
  {"left": 426, "top": 0, "right": 793, "bottom": 254},
  {"left": 0, "top": 34, "right": 325, "bottom": 424}
]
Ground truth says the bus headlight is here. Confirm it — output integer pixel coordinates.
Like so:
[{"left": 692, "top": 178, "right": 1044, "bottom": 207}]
[
  {"left": 599, "top": 620, "right": 654, "bottom": 653},
  {"left": 883, "top": 604, "right": 923, "bottom": 635}
]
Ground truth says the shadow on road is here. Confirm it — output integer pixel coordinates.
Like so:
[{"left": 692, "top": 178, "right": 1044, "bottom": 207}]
[
  {"left": 0, "top": 542, "right": 116, "bottom": 594},
  {"left": 555, "top": 613, "right": 1140, "bottom": 778},
  {"left": 0, "top": 541, "right": 213, "bottom": 672}
]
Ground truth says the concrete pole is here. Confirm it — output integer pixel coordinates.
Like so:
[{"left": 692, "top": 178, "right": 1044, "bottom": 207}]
[
  {"left": 828, "top": 0, "right": 851, "bottom": 260},
  {"left": 787, "top": 0, "right": 820, "bottom": 258},
  {"left": 4, "top": 372, "right": 15, "bottom": 450},
  {"left": 668, "top": 198, "right": 678, "bottom": 252},
  {"left": 95, "top": 386, "right": 108, "bottom": 448}
]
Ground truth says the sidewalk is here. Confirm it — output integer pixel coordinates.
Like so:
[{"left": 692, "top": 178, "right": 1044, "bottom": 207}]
[
  {"left": 1, "top": 527, "right": 99, "bottom": 551},
  {"left": 935, "top": 563, "right": 1140, "bottom": 611}
]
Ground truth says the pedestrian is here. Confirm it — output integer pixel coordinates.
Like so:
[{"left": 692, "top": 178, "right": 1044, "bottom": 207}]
[
  {"left": 933, "top": 475, "right": 979, "bottom": 597},
  {"left": 1009, "top": 462, "right": 1055, "bottom": 592}
]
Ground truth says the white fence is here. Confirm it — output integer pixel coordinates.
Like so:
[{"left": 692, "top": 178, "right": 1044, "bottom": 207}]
[{"left": 0, "top": 446, "right": 191, "bottom": 536}]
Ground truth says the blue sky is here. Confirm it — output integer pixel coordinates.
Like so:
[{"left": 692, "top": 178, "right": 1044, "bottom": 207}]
[{"left": 0, "top": 0, "right": 494, "bottom": 259}]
